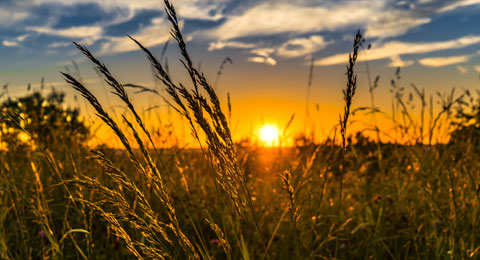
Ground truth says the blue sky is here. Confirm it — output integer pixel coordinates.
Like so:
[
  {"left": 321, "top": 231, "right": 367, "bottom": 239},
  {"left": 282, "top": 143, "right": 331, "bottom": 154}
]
[
  {"left": 1, "top": 0, "right": 480, "bottom": 141},
  {"left": 1, "top": 0, "right": 480, "bottom": 68}
]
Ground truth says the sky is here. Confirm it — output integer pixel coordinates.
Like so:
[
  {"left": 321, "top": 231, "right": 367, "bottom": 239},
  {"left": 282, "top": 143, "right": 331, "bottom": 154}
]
[{"left": 1, "top": 0, "right": 480, "bottom": 145}]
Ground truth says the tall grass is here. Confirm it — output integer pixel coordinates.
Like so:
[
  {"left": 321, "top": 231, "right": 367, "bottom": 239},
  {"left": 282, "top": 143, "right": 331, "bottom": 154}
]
[{"left": 336, "top": 29, "right": 363, "bottom": 257}]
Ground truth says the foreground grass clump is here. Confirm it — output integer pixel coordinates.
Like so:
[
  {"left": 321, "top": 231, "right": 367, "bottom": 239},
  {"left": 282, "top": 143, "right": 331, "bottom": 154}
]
[{"left": 2, "top": 0, "right": 480, "bottom": 259}]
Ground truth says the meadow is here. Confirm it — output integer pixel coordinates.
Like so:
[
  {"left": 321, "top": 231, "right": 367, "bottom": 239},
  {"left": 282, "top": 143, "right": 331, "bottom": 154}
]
[{"left": 2, "top": 0, "right": 480, "bottom": 259}]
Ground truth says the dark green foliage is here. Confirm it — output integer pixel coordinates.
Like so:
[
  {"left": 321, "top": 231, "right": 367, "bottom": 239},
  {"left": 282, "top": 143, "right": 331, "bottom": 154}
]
[
  {"left": 451, "top": 90, "right": 480, "bottom": 148},
  {"left": 0, "top": 90, "right": 89, "bottom": 150}
]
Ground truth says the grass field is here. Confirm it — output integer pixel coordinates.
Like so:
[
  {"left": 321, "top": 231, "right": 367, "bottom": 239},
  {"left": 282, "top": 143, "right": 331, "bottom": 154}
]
[{"left": 2, "top": 0, "right": 480, "bottom": 259}]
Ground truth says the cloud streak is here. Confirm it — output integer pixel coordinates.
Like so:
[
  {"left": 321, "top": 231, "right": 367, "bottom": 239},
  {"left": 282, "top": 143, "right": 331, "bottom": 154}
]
[
  {"left": 2, "top": 40, "right": 19, "bottom": 47},
  {"left": 209, "top": 35, "right": 332, "bottom": 65},
  {"left": 316, "top": 35, "right": 480, "bottom": 66},
  {"left": 2, "top": 0, "right": 480, "bottom": 67},
  {"left": 28, "top": 0, "right": 227, "bottom": 21},
  {"left": 248, "top": 56, "right": 277, "bottom": 66},
  {"left": 456, "top": 65, "right": 468, "bottom": 74},
  {"left": 419, "top": 55, "right": 470, "bottom": 67},
  {"left": 27, "top": 25, "right": 103, "bottom": 38},
  {"left": 203, "top": 0, "right": 472, "bottom": 41},
  {"left": 202, "top": 0, "right": 480, "bottom": 64},
  {"left": 208, "top": 41, "right": 257, "bottom": 51},
  {"left": 0, "top": 0, "right": 226, "bottom": 53},
  {"left": 0, "top": 9, "right": 29, "bottom": 28},
  {"left": 206, "top": 1, "right": 402, "bottom": 40},
  {"left": 276, "top": 35, "right": 331, "bottom": 58},
  {"left": 437, "top": 0, "right": 480, "bottom": 13},
  {"left": 99, "top": 17, "right": 171, "bottom": 55}
]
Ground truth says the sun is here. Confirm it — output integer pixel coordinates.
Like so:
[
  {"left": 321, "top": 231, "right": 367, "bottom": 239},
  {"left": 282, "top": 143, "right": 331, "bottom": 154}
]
[{"left": 259, "top": 124, "right": 280, "bottom": 146}]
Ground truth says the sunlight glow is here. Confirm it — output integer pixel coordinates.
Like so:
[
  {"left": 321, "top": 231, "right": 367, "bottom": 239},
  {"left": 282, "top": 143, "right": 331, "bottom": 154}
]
[
  {"left": 259, "top": 124, "right": 280, "bottom": 146},
  {"left": 18, "top": 132, "right": 30, "bottom": 143}
]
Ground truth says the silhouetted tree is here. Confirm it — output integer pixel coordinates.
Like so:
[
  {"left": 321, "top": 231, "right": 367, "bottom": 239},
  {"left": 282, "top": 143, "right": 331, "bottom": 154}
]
[{"left": 0, "top": 90, "right": 89, "bottom": 151}]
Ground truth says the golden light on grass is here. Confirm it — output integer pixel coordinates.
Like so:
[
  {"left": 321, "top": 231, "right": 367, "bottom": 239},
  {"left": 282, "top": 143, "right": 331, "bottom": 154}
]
[
  {"left": 259, "top": 124, "right": 280, "bottom": 146},
  {"left": 18, "top": 132, "right": 29, "bottom": 143}
]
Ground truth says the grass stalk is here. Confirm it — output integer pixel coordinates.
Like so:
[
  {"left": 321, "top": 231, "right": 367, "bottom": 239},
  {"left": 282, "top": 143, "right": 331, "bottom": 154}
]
[{"left": 336, "top": 29, "right": 363, "bottom": 258}]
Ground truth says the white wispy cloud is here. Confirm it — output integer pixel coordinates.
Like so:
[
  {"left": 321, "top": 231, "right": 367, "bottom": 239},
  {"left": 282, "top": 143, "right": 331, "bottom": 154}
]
[
  {"left": 207, "top": 2, "right": 374, "bottom": 40},
  {"left": 388, "top": 55, "right": 414, "bottom": 67},
  {"left": 209, "top": 35, "right": 331, "bottom": 65},
  {"left": 48, "top": 42, "right": 72, "bottom": 48},
  {"left": 16, "top": 34, "right": 28, "bottom": 42},
  {"left": 316, "top": 35, "right": 480, "bottom": 66},
  {"left": 247, "top": 47, "right": 276, "bottom": 65},
  {"left": 251, "top": 48, "right": 275, "bottom": 57},
  {"left": 202, "top": 0, "right": 480, "bottom": 65},
  {"left": 247, "top": 56, "right": 277, "bottom": 66},
  {"left": 205, "top": 0, "right": 437, "bottom": 41},
  {"left": 276, "top": 35, "right": 331, "bottom": 58},
  {"left": 364, "top": 14, "right": 430, "bottom": 38},
  {"left": 456, "top": 65, "right": 468, "bottom": 74},
  {"left": 27, "top": 25, "right": 103, "bottom": 39},
  {"left": 25, "top": 25, "right": 103, "bottom": 47},
  {"left": 4, "top": 0, "right": 480, "bottom": 64},
  {"left": 173, "top": 0, "right": 227, "bottom": 21},
  {"left": 208, "top": 41, "right": 257, "bottom": 51},
  {"left": 6, "top": 0, "right": 225, "bottom": 53},
  {"left": 99, "top": 17, "right": 171, "bottom": 55},
  {"left": 418, "top": 55, "right": 470, "bottom": 67},
  {"left": 2, "top": 40, "right": 19, "bottom": 47},
  {"left": 0, "top": 0, "right": 226, "bottom": 51},
  {"left": 437, "top": 0, "right": 480, "bottom": 13},
  {"left": 1, "top": 34, "right": 30, "bottom": 47},
  {"left": 0, "top": 9, "right": 29, "bottom": 28},
  {"left": 30, "top": 0, "right": 227, "bottom": 21}
]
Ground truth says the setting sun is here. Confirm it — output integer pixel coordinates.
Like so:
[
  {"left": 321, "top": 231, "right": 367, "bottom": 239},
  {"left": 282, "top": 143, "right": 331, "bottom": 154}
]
[{"left": 259, "top": 124, "right": 280, "bottom": 146}]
